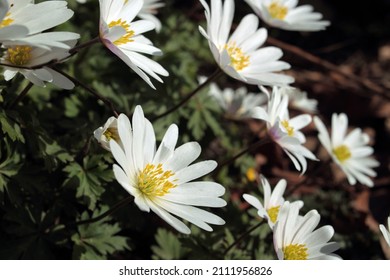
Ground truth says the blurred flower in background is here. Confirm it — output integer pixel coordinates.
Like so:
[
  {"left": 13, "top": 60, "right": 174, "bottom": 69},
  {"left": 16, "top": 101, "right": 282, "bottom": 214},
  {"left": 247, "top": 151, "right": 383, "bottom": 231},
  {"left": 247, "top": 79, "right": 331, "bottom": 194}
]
[
  {"left": 245, "top": 0, "right": 330, "bottom": 31},
  {"left": 314, "top": 113, "right": 380, "bottom": 187},
  {"left": 208, "top": 82, "right": 267, "bottom": 118}
]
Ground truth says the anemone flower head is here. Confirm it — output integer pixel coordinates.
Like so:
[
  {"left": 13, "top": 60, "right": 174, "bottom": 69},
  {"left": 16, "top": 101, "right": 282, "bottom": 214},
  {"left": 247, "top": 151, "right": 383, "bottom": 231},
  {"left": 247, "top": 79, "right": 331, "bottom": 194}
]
[
  {"left": 245, "top": 0, "right": 330, "bottom": 32},
  {"left": 94, "top": 116, "right": 120, "bottom": 151},
  {"left": 138, "top": 0, "right": 164, "bottom": 33},
  {"left": 108, "top": 106, "right": 226, "bottom": 234},
  {"left": 273, "top": 201, "right": 342, "bottom": 260},
  {"left": 1, "top": 40, "right": 77, "bottom": 89},
  {"left": 208, "top": 82, "right": 267, "bottom": 118},
  {"left": 0, "top": 0, "right": 78, "bottom": 49},
  {"left": 379, "top": 217, "right": 390, "bottom": 247},
  {"left": 243, "top": 175, "right": 303, "bottom": 229},
  {"left": 251, "top": 86, "right": 317, "bottom": 174},
  {"left": 199, "top": 0, "right": 294, "bottom": 86},
  {"left": 314, "top": 114, "right": 379, "bottom": 187},
  {"left": 99, "top": 0, "right": 169, "bottom": 89}
]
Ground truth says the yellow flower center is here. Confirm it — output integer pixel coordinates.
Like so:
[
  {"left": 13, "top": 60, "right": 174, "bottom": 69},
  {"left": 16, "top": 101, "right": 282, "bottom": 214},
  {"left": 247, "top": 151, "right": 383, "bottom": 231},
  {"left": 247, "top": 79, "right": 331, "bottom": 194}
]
[
  {"left": 108, "top": 19, "right": 135, "bottom": 46},
  {"left": 246, "top": 168, "right": 257, "bottom": 182},
  {"left": 281, "top": 120, "right": 294, "bottom": 136},
  {"left": 224, "top": 43, "right": 250, "bottom": 71},
  {"left": 268, "top": 1, "right": 288, "bottom": 20},
  {"left": 283, "top": 244, "right": 308, "bottom": 260},
  {"left": 332, "top": 145, "right": 351, "bottom": 163},
  {"left": 266, "top": 205, "right": 280, "bottom": 224},
  {"left": 137, "top": 163, "right": 177, "bottom": 197},
  {"left": 7, "top": 46, "right": 33, "bottom": 66},
  {"left": 103, "top": 127, "right": 119, "bottom": 141},
  {"left": 0, "top": 12, "right": 13, "bottom": 28}
]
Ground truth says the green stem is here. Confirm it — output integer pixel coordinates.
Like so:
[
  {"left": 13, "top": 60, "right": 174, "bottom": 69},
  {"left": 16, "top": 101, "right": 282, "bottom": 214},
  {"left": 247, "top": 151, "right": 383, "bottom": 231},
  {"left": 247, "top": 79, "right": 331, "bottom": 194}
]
[
  {"left": 51, "top": 66, "right": 119, "bottom": 117},
  {"left": 69, "top": 37, "right": 101, "bottom": 54},
  {"left": 7, "top": 82, "right": 34, "bottom": 109},
  {"left": 285, "top": 158, "right": 331, "bottom": 196},
  {"left": 215, "top": 136, "right": 271, "bottom": 173},
  {"left": 73, "top": 196, "right": 134, "bottom": 227},
  {"left": 152, "top": 68, "right": 223, "bottom": 121},
  {"left": 223, "top": 220, "right": 265, "bottom": 256},
  {"left": 50, "top": 196, "right": 134, "bottom": 233}
]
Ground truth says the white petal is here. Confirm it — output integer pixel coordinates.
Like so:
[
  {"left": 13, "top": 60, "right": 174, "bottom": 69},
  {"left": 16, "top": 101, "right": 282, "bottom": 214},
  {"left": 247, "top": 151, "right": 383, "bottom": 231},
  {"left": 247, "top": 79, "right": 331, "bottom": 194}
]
[
  {"left": 175, "top": 161, "right": 217, "bottom": 184},
  {"left": 164, "top": 142, "right": 201, "bottom": 172}
]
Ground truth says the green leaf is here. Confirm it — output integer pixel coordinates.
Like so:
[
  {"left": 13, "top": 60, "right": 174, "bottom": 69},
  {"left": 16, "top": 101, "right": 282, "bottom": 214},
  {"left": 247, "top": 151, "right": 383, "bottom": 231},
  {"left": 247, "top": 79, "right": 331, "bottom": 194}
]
[
  {"left": 151, "top": 228, "right": 189, "bottom": 260},
  {"left": 0, "top": 111, "right": 25, "bottom": 143},
  {"left": 0, "top": 138, "right": 22, "bottom": 192},
  {"left": 71, "top": 206, "right": 129, "bottom": 260},
  {"left": 63, "top": 155, "right": 114, "bottom": 209}
]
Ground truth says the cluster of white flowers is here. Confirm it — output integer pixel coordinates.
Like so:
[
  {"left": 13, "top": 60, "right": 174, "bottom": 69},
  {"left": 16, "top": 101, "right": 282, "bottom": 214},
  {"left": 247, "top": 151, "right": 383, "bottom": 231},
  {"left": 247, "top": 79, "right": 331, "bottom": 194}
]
[
  {"left": 0, "top": 0, "right": 166, "bottom": 89},
  {"left": 1, "top": 0, "right": 385, "bottom": 260},
  {"left": 243, "top": 175, "right": 341, "bottom": 259},
  {"left": 0, "top": 0, "right": 80, "bottom": 88}
]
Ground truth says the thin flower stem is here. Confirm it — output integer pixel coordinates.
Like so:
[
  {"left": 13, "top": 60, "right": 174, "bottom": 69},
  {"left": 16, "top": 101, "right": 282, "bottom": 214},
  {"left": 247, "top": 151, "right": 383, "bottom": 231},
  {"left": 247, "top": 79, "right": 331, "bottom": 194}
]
[
  {"left": 216, "top": 136, "right": 271, "bottom": 172},
  {"left": 49, "top": 196, "right": 134, "bottom": 233},
  {"left": 267, "top": 36, "right": 390, "bottom": 100},
  {"left": 7, "top": 82, "right": 34, "bottom": 109},
  {"left": 51, "top": 66, "right": 119, "bottom": 117},
  {"left": 152, "top": 68, "right": 224, "bottom": 121},
  {"left": 223, "top": 220, "right": 265, "bottom": 256},
  {"left": 285, "top": 158, "right": 331, "bottom": 196},
  {"left": 69, "top": 37, "right": 101, "bottom": 54},
  {"left": 73, "top": 196, "right": 134, "bottom": 227}
]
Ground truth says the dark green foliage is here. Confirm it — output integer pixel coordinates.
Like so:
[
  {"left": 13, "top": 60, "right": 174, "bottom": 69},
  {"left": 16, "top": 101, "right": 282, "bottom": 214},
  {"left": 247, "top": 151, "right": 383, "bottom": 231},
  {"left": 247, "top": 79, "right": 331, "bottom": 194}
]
[{"left": 0, "top": 0, "right": 388, "bottom": 260}]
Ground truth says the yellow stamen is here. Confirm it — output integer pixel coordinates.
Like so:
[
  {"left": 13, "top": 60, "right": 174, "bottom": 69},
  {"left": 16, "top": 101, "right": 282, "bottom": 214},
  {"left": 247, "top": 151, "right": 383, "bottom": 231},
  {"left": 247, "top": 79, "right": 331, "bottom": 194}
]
[
  {"left": 332, "top": 145, "right": 351, "bottom": 163},
  {"left": 268, "top": 1, "right": 288, "bottom": 20},
  {"left": 108, "top": 19, "right": 135, "bottom": 45},
  {"left": 283, "top": 244, "right": 308, "bottom": 260},
  {"left": 137, "top": 163, "right": 177, "bottom": 197},
  {"left": 246, "top": 168, "right": 257, "bottom": 182},
  {"left": 7, "top": 46, "right": 32, "bottom": 66},
  {"left": 224, "top": 43, "right": 250, "bottom": 71},
  {"left": 281, "top": 120, "right": 294, "bottom": 136},
  {"left": 266, "top": 205, "right": 280, "bottom": 223},
  {"left": 0, "top": 12, "right": 14, "bottom": 28},
  {"left": 103, "top": 127, "right": 119, "bottom": 141}
]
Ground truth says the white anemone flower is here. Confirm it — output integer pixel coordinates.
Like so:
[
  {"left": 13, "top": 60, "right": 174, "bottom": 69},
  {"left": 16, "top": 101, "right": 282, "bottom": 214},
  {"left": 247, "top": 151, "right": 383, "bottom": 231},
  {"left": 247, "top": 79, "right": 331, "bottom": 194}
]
[
  {"left": 1, "top": 40, "right": 77, "bottom": 89},
  {"left": 208, "top": 82, "right": 267, "bottom": 118},
  {"left": 251, "top": 86, "right": 317, "bottom": 174},
  {"left": 379, "top": 217, "right": 390, "bottom": 247},
  {"left": 243, "top": 175, "right": 303, "bottom": 229},
  {"left": 109, "top": 106, "right": 226, "bottom": 234},
  {"left": 138, "top": 0, "right": 164, "bottom": 33},
  {"left": 314, "top": 114, "right": 379, "bottom": 187},
  {"left": 199, "top": 0, "right": 294, "bottom": 86},
  {"left": 274, "top": 201, "right": 342, "bottom": 260},
  {"left": 94, "top": 116, "right": 119, "bottom": 151},
  {"left": 278, "top": 86, "right": 318, "bottom": 113},
  {"left": 0, "top": 0, "right": 78, "bottom": 49},
  {"left": 99, "top": 0, "right": 169, "bottom": 90},
  {"left": 245, "top": 0, "right": 330, "bottom": 32}
]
